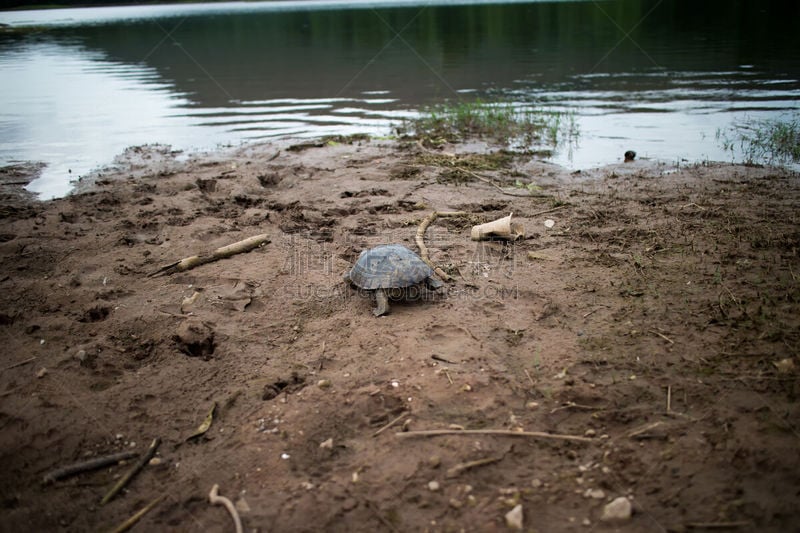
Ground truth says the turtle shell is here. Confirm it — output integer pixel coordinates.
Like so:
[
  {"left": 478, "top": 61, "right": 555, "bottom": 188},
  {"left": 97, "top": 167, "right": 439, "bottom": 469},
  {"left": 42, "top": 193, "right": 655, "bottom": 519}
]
[{"left": 346, "top": 244, "right": 435, "bottom": 290}]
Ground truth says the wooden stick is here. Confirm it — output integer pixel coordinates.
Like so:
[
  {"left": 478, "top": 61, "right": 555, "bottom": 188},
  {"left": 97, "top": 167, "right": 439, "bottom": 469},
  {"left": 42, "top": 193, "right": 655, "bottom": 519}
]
[
  {"left": 372, "top": 412, "right": 409, "bottom": 438},
  {"left": 101, "top": 438, "right": 161, "bottom": 505},
  {"left": 209, "top": 484, "right": 243, "bottom": 533},
  {"left": 446, "top": 456, "right": 503, "bottom": 478},
  {"left": 2, "top": 356, "right": 36, "bottom": 371},
  {"left": 149, "top": 233, "right": 270, "bottom": 277},
  {"left": 107, "top": 495, "right": 164, "bottom": 533},
  {"left": 396, "top": 428, "right": 593, "bottom": 443},
  {"left": 454, "top": 167, "right": 547, "bottom": 197},
  {"left": 529, "top": 204, "right": 568, "bottom": 218},
  {"left": 685, "top": 521, "right": 751, "bottom": 529},
  {"left": 666, "top": 385, "right": 672, "bottom": 413},
  {"left": 42, "top": 451, "right": 138, "bottom": 484},
  {"left": 415, "top": 211, "right": 467, "bottom": 282},
  {"left": 523, "top": 369, "right": 535, "bottom": 386},
  {"left": 650, "top": 330, "right": 675, "bottom": 344}
]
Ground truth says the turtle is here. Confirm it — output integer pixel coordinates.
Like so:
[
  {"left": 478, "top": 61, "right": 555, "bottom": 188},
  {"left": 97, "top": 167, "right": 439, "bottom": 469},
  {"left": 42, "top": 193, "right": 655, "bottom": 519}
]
[{"left": 343, "top": 244, "right": 444, "bottom": 316}]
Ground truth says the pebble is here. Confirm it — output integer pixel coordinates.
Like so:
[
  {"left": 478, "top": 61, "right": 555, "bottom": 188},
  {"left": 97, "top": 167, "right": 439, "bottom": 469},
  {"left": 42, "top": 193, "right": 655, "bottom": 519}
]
[
  {"left": 584, "top": 429, "right": 596, "bottom": 437},
  {"left": 148, "top": 457, "right": 162, "bottom": 466},
  {"left": 427, "top": 481, "right": 440, "bottom": 491},
  {"left": 531, "top": 479, "right": 542, "bottom": 488},
  {"left": 601, "top": 497, "right": 632, "bottom": 522},
  {"left": 76, "top": 349, "right": 87, "bottom": 363},
  {"left": 36, "top": 367, "right": 48, "bottom": 379},
  {"left": 584, "top": 488, "right": 605, "bottom": 499},
  {"left": 505, "top": 504, "right": 523, "bottom": 530},
  {"left": 317, "top": 379, "right": 331, "bottom": 389},
  {"left": 526, "top": 401, "right": 540, "bottom": 410},
  {"left": 235, "top": 497, "right": 251, "bottom": 513},
  {"left": 319, "top": 438, "right": 333, "bottom": 449}
]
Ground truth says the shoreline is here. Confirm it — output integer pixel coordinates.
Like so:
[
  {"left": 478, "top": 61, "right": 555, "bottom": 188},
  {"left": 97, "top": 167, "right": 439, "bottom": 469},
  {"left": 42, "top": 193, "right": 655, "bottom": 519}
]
[{"left": 1, "top": 138, "right": 799, "bottom": 531}]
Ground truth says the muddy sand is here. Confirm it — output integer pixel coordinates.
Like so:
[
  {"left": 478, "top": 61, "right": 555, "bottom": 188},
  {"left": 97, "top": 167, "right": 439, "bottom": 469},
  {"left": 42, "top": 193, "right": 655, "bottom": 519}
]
[{"left": 1, "top": 138, "right": 799, "bottom": 532}]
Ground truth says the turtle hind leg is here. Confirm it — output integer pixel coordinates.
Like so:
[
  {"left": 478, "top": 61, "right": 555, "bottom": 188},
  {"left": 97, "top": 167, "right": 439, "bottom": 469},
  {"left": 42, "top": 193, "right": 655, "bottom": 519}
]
[{"left": 373, "top": 289, "right": 390, "bottom": 317}]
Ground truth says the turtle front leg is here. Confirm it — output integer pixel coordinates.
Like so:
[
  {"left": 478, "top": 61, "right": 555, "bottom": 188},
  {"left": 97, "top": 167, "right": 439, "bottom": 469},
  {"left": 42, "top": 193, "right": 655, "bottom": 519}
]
[{"left": 373, "top": 289, "right": 390, "bottom": 317}]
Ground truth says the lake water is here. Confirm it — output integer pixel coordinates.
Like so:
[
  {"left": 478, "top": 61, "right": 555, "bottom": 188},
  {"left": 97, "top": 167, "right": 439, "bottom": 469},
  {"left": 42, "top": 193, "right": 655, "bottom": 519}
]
[{"left": 1, "top": 0, "right": 798, "bottom": 198}]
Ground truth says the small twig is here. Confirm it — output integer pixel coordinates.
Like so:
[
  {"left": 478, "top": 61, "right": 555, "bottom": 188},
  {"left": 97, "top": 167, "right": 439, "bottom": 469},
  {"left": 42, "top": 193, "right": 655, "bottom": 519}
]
[
  {"left": 101, "top": 438, "right": 161, "bottom": 505},
  {"left": 2, "top": 356, "right": 36, "bottom": 371},
  {"left": 549, "top": 401, "right": 605, "bottom": 414},
  {"left": 523, "top": 369, "right": 535, "bottom": 386},
  {"left": 107, "top": 495, "right": 164, "bottom": 533},
  {"left": 444, "top": 370, "right": 453, "bottom": 385},
  {"left": 318, "top": 340, "right": 327, "bottom": 371},
  {"left": 431, "top": 354, "right": 458, "bottom": 364},
  {"left": 455, "top": 167, "right": 548, "bottom": 197},
  {"left": 396, "top": 428, "right": 593, "bottom": 444},
  {"left": 666, "top": 385, "right": 672, "bottom": 413},
  {"left": 529, "top": 204, "right": 568, "bottom": 218},
  {"left": 209, "top": 484, "right": 243, "bottom": 533},
  {"left": 157, "top": 309, "right": 192, "bottom": 318},
  {"left": 685, "top": 521, "right": 751, "bottom": 529},
  {"left": 372, "top": 412, "right": 409, "bottom": 438},
  {"left": 627, "top": 421, "right": 664, "bottom": 440},
  {"left": 42, "top": 451, "right": 138, "bottom": 484},
  {"left": 446, "top": 456, "right": 503, "bottom": 478},
  {"left": 649, "top": 330, "right": 675, "bottom": 345}
]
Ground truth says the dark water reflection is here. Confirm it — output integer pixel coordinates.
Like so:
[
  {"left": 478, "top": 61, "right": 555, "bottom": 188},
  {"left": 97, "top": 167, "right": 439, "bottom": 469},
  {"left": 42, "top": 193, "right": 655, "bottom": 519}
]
[{"left": 1, "top": 0, "right": 798, "bottom": 197}]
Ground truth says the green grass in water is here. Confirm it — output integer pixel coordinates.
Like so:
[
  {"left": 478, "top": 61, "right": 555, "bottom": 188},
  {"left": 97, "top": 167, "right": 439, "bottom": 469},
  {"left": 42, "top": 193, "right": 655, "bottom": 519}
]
[
  {"left": 717, "top": 115, "right": 800, "bottom": 165},
  {"left": 398, "top": 99, "right": 578, "bottom": 148}
]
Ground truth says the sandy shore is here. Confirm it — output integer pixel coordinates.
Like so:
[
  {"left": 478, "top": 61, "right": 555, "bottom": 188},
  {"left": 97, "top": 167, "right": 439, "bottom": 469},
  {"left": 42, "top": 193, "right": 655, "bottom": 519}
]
[{"left": 1, "top": 138, "right": 799, "bottom": 532}]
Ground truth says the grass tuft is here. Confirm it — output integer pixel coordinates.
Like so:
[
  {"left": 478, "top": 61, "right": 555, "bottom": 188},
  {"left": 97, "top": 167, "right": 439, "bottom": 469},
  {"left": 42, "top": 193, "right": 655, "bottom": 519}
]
[
  {"left": 397, "top": 99, "right": 578, "bottom": 149},
  {"left": 717, "top": 115, "right": 800, "bottom": 165}
]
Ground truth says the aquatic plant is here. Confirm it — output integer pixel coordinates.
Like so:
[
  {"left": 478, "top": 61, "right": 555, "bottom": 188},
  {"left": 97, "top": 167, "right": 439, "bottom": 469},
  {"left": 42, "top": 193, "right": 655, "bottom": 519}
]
[
  {"left": 716, "top": 115, "right": 800, "bottom": 166},
  {"left": 397, "top": 99, "right": 579, "bottom": 149}
]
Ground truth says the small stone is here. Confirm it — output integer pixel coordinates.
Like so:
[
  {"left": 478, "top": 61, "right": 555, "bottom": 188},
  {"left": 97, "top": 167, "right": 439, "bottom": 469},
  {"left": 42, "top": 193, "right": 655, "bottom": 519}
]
[
  {"left": 280, "top": 453, "right": 290, "bottom": 460},
  {"left": 235, "top": 497, "right": 251, "bottom": 513},
  {"left": 774, "top": 358, "right": 796, "bottom": 374},
  {"left": 36, "top": 367, "right": 48, "bottom": 378},
  {"left": 505, "top": 504, "right": 523, "bottom": 530},
  {"left": 584, "top": 429, "right": 596, "bottom": 437},
  {"left": 319, "top": 438, "right": 333, "bottom": 449},
  {"left": 526, "top": 401, "right": 540, "bottom": 410},
  {"left": 317, "top": 379, "right": 331, "bottom": 389},
  {"left": 428, "top": 455, "right": 441, "bottom": 469},
  {"left": 461, "top": 384, "right": 472, "bottom": 392},
  {"left": 584, "top": 488, "right": 605, "bottom": 499},
  {"left": 428, "top": 480, "right": 440, "bottom": 491},
  {"left": 531, "top": 479, "right": 542, "bottom": 488},
  {"left": 148, "top": 457, "right": 162, "bottom": 466},
  {"left": 601, "top": 497, "right": 632, "bottom": 522},
  {"left": 449, "top": 498, "right": 462, "bottom": 509},
  {"left": 300, "top": 481, "right": 315, "bottom": 490},
  {"left": 76, "top": 349, "right": 87, "bottom": 362},
  {"left": 582, "top": 518, "right": 591, "bottom": 526}
]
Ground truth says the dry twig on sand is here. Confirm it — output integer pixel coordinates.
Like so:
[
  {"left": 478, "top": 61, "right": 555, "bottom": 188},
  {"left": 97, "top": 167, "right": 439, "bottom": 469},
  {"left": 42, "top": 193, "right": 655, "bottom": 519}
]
[
  {"left": 149, "top": 234, "right": 270, "bottom": 277},
  {"left": 396, "top": 428, "right": 593, "bottom": 444},
  {"left": 372, "top": 412, "right": 409, "bottom": 438},
  {"left": 209, "top": 484, "right": 243, "bottom": 533},
  {"left": 415, "top": 211, "right": 467, "bottom": 281},
  {"left": 42, "top": 451, "right": 138, "bottom": 484},
  {"left": 107, "top": 495, "right": 164, "bottom": 533},
  {"left": 446, "top": 456, "right": 504, "bottom": 478},
  {"left": 454, "top": 166, "right": 548, "bottom": 197},
  {"left": 101, "top": 438, "right": 161, "bottom": 505}
]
